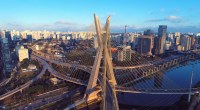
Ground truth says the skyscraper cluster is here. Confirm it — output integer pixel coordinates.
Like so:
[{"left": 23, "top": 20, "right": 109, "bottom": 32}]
[
  {"left": 0, "top": 30, "right": 13, "bottom": 75},
  {"left": 106, "top": 25, "right": 199, "bottom": 61}
]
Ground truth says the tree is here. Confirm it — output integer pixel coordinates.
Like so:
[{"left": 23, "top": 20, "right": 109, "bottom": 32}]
[
  {"left": 20, "top": 58, "right": 29, "bottom": 69},
  {"left": 30, "top": 60, "right": 40, "bottom": 69}
]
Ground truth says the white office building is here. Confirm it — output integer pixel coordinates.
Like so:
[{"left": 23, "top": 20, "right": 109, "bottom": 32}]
[{"left": 18, "top": 46, "right": 29, "bottom": 62}]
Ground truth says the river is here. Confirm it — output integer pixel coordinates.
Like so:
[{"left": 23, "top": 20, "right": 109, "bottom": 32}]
[{"left": 118, "top": 60, "right": 200, "bottom": 109}]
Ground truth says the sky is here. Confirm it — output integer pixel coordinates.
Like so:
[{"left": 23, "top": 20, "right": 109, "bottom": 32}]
[{"left": 0, "top": 0, "right": 200, "bottom": 32}]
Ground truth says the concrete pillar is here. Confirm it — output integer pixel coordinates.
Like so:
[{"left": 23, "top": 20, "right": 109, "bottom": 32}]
[{"left": 130, "top": 68, "right": 133, "bottom": 72}]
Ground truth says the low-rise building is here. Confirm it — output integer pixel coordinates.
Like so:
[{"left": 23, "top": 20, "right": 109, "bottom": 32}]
[
  {"left": 35, "top": 45, "right": 42, "bottom": 50},
  {"left": 177, "top": 45, "right": 184, "bottom": 51},
  {"left": 50, "top": 78, "right": 61, "bottom": 85},
  {"left": 28, "top": 64, "right": 37, "bottom": 70}
]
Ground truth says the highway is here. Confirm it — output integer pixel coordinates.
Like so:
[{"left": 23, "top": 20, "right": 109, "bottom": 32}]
[
  {"left": 17, "top": 87, "right": 84, "bottom": 110},
  {"left": 0, "top": 106, "right": 5, "bottom": 110},
  {"left": 33, "top": 54, "right": 117, "bottom": 110},
  {"left": 30, "top": 43, "right": 200, "bottom": 110},
  {"left": 32, "top": 47, "right": 150, "bottom": 70},
  {"left": 33, "top": 50, "right": 200, "bottom": 93},
  {"left": 0, "top": 59, "right": 47, "bottom": 101},
  {"left": 36, "top": 87, "right": 69, "bottom": 100},
  {"left": 0, "top": 79, "right": 8, "bottom": 87},
  {"left": 116, "top": 86, "right": 200, "bottom": 95},
  {"left": 39, "top": 53, "right": 200, "bottom": 95},
  {"left": 0, "top": 72, "right": 14, "bottom": 87},
  {"left": 32, "top": 55, "right": 87, "bottom": 86},
  {"left": 32, "top": 50, "right": 199, "bottom": 110}
]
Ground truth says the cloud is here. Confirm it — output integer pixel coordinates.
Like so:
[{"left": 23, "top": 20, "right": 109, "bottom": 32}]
[
  {"left": 0, "top": 18, "right": 199, "bottom": 33},
  {"left": 110, "top": 25, "right": 157, "bottom": 33},
  {"left": 1, "top": 23, "right": 26, "bottom": 30},
  {"left": 148, "top": 8, "right": 180, "bottom": 16},
  {"left": 167, "top": 15, "right": 179, "bottom": 20},
  {"left": 147, "top": 15, "right": 186, "bottom": 23},
  {"left": 50, "top": 20, "right": 87, "bottom": 31},
  {"left": 54, "top": 20, "right": 77, "bottom": 26},
  {"left": 0, "top": 20, "right": 88, "bottom": 31},
  {"left": 110, "top": 25, "right": 200, "bottom": 33}
]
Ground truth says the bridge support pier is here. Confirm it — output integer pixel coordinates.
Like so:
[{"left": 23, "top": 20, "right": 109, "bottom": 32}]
[
  {"left": 85, "top": 88, "right": 101, "bottom": 102},
  {"left": 188, "top": 93, "right": 192, "bottom": 102},
  {"left": 20, "top": 89, "right": 23, "bottom": 94}
]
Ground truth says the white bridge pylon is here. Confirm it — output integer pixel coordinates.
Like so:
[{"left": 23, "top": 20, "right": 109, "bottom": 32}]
[{"left": 85, "top": 14, "right": 118, "bottom": 109}]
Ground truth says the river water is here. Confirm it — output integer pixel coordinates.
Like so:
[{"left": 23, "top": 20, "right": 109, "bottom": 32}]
[{"left": 118, "top": 60, "right": 200, "bottom": 109}]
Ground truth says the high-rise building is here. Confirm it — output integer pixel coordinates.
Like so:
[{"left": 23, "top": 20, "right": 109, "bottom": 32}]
[
  {"left": 175, "top": 32, "right": 181, "bottom": 37},
  {"left": 26, "top": 34, "right": 33, "bottom": 43},
  {"left": 175, "top": 36, "right": 181, "bottom": 45},
  {"left": 190, "top": 35, "right": 195, "bottom": 46},
  {"left": 165, "top": 41, "right": 172, "bottom": 50},
  {"left": 180, "top": 35, "right": 191, "bottom": 51},
  {"left": 158, "top": 25, "right": 167, "bottom": 37},
  {"left": 155, "top": 25, "right": 167, "bottom": 54},
  {"left": 0, "top": 37, "right": 13, "bottom": 74},
  {"left": 0, "top": 30, "right": 13, "bottom": 75},
  {"left": 0, "top": 35, "right": 3, "bottom": 76},
  {"left": 167, "top": 33, "right": 174, "bottom": 41},
  {"left": 15, "top": 43, "right": 21, "bottom": 56},
  {"left": 137, "top": 35, "right": 154, "bottom": 56},
  {"left": 18, "top": 46, "right": 29, "bottom": 62},
  {"left": 5, "top": 31, "right": 12, "bottom": 43},
  {"left": 117, "top": 46, "right": 131, "bottom": 61},
  {"left": 144, "top": 29, "right": 154, "bottom": 35},
  {"left": 119, "top": 34, "right": 124, "bottom": 45},
  {"left": 4, "top": 31, "right": 13, "bottom": 50},
  {"left": 129, "top": 33, "right": 139, "bottom": 50}
]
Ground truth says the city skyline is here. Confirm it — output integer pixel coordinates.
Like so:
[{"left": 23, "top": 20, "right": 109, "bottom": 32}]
[
  {"left": 0, "top": 0, "right": 200, "bottom": 32},
  {"left": 1, "top": 10, "right": 200, "bottom": 110}
]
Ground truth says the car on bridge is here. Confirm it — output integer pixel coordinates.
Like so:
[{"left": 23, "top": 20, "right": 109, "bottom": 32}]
[{"left": 0, "top": 106, "right": 5, "bottom": 109}]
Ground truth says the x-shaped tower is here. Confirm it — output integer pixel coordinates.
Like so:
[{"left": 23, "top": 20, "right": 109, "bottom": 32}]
[{"left": 85, "top": 14, "right": 119, "bottom": 110}]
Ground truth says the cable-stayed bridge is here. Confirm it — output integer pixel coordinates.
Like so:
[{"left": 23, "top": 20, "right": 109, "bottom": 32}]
[
  {"left": 29, "top": 14, "right": 200, "bottom": 109},
  {"left": 31, "top": 50, "right": 200, "bottom": 93},
  {"left": 1, "top": 14, "right": 200, "bottom": 110}
]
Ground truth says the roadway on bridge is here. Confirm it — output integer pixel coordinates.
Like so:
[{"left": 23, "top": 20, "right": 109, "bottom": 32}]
[
  {"left": 32, "top": 47, "right": 151, "bottom": 70},
  {"left": 33, "top": 52, "right": 200, "bottom": 95},
  {"left": 17, "top": 87, "right": 84, "bottom": 110},
  {"left": 33, "top": 54, "right": 117, "bottom": 110},
  {"left": 30, "top": 43, "right": 200, "bottom": 110},
  {"left": 32, "top": 55, "right": 87, "bottom": 86}
]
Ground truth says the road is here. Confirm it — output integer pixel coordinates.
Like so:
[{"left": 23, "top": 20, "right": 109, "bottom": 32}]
[
  {"left": 32, "top": 47, "right": 150, "bottom": 70},
  {"left": 0, "top": 59, "right": 47, "bottom": 101},
  {"left": 0, "top": 72, "right": 14, "bottom": 87},
  {"left": 116, "top": 86, "right": 200, "bottom": 94},
  {"left": 17, "top": 87, "right": 84, "bottom": 110},
  {"left": 34, "top": 54, "right": 117, "bottom": 110},
  {"left": 33, "top": 55, "right": 87, "bottom": 86}
]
